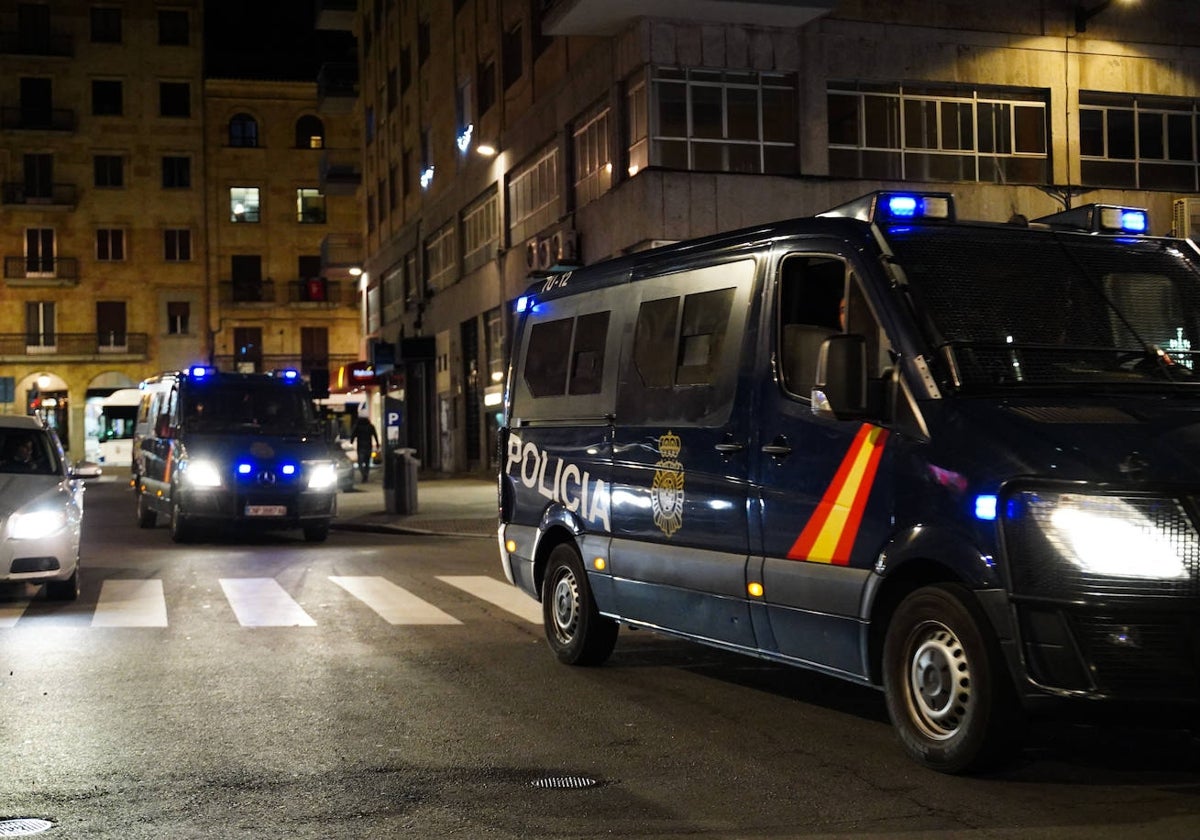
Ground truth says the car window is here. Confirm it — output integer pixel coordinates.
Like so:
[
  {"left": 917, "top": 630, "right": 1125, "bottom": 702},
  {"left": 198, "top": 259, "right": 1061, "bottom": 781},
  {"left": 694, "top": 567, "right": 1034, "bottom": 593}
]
[{"left": 0, "top": 429, "right": 58, "bottom": 475}]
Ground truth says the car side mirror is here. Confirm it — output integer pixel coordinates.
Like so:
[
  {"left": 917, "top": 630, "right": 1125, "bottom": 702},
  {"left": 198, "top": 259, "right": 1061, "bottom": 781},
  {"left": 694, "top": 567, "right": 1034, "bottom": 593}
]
[{"left": 813, "top": 333, "right": 872, "bottom": 420}]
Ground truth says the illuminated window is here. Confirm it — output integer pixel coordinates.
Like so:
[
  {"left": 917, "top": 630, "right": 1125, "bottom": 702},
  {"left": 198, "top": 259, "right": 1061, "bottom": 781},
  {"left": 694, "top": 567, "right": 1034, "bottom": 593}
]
[
  {"left": 229, "top": 187, "right": 260, "bottom": 222},
  {"left": 296, "top": 188, "right": 326, "bottom": 224}
]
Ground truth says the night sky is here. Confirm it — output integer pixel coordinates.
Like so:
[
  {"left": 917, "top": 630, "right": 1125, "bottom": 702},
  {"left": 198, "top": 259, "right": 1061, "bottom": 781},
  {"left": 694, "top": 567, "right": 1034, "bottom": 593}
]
[{"left": 204, "top": 0, "right": 356, "bottom": 80}]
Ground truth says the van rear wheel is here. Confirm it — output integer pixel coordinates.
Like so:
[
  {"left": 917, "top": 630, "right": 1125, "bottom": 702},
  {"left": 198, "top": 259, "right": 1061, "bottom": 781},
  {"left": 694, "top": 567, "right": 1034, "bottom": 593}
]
[
  {"left": 882, "top": 583, "right": 1021, "bottom": 774},
  {"left": 542, "top": 543, "right": 617, "bottom": 666}
]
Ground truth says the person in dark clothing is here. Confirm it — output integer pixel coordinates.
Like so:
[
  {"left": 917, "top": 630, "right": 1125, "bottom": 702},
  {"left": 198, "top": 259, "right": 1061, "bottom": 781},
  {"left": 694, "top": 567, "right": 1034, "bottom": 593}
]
[{"left": 351, "top": 416, "right": 380, "bottom": 481}]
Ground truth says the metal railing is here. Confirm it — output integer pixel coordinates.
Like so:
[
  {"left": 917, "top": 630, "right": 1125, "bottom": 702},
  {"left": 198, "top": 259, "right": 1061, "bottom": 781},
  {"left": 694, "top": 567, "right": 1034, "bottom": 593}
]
[
  {"left": 211, "top": 353, "right": 358, "bottom": 375},
  {"left": 0, "top": 30, "right": 73, "bottom": 57},
  {"left": 0, "top": 332, "right": 148, "bottom": 358},
  {"left": 0, "top": 106, "right": 76, "bottom": 131},
  {"left": 2, "top": 181, "right": 77, "bottom": 207},
  {"left": 3, "top": 256, "right": 79, "bottom": 283},
  {"left": 218, "top": 279, "right": 277, "bottom": 304},
  {"left": 285, "top": 279, "right": 353, "bottom": 306}
]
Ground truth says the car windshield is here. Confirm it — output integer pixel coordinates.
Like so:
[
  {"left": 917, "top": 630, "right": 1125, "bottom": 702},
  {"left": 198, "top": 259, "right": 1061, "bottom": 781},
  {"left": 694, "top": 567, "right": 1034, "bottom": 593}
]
[
  {"left": 0, "top": 429, "right": 59, "bottom": 475},
  {"left": 887, "top": 225, "right": 1200, "bottom": 390},
  {"left": 182, "top": 384, "right": 315, "bottom": 435}
]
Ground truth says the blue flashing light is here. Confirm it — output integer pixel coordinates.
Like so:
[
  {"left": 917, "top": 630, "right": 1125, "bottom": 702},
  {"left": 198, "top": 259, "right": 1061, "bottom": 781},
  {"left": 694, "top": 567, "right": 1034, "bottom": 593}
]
[
  {"left": 274, "top": 368, "right": 300, "bottom": 381},
  {"left": 281, "top": 463, "right": 297, "bottom": 476},
  {"left": 516, "top": 295, "right": 531, "bottom": 313},
  {"left": 1120, "top": 209, "right": 1147, "bottom": 233},
  {"left": 237, "top": 463, "right": 253, "bottom": 475},
  {"left": 974, "top": 494, "right": 998, "bottom": 521},
  {"left": 887, "top": 195, "right": 919, "bottom": 218},
  {"left": 189, "top": 365, "right": 215, "bottom": 379}
]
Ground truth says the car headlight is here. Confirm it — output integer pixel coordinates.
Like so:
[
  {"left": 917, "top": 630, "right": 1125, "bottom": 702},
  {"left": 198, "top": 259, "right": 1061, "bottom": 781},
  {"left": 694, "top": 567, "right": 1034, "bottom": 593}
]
[
  {"left": 1005, "top": 491, "right": 1199, "bottom": 595},
  {"left": 10, "top": 508, "right": 69, "bottom": 540},
  {"left": 185, "top": 460, "right": 223, "bottom": 488},
  {"left": 307, "top": 462, "right": 338, "bottom": 490}
]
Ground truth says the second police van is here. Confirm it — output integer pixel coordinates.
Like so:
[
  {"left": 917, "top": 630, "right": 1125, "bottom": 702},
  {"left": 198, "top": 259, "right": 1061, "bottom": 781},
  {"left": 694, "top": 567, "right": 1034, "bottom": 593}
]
[{"left": 498, "top": 191, "right": 1200, "bottom": 772}]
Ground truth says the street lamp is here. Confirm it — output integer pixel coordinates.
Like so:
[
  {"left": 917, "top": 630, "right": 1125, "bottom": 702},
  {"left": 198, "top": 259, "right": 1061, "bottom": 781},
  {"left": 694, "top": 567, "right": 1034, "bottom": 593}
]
[{"left": 1075, "top": 0, "right": 1132, "bottom": 32}]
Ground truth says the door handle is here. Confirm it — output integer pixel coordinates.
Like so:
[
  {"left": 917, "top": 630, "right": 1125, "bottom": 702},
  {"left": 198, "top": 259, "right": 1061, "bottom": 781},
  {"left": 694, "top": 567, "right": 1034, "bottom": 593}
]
[
  {"left": 714, "top": 441, "right": 745, "bottom": 454},
  {"left": 762, "top": 438, "right": 792, "bottom": 457}
]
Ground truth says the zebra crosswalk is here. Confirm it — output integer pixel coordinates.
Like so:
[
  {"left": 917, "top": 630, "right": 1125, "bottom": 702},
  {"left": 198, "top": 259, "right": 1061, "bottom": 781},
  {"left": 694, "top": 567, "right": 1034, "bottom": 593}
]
[{"left": 0, "top": 575, "right": 544, "bottom": 629}]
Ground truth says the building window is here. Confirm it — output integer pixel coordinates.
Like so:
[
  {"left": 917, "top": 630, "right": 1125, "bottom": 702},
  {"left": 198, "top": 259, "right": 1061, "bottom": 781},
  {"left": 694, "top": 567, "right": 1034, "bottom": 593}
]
[
  {"left": 164, "top": 228, "right": 191, "bottom": 261},
  {"left": 478, "top": 60, "right": 496, "bottom": 115},
  {"left": 297, "top": 188, "right": 327, "bottom": 224},
  {"left": 645, "top": 67, "right": 797, "bottom": 175},
  {"left": 503, "top": 24, "right": 522, "bottom": 90},
  {"left": 403, "top": 251, "right": 419, "bottom": 309},
  {"left": 162, "top": 156, "right": 191, "bottom": 189},
  {"left": 167, "top": 301, "right": 190, "bottom": 334},
  {"left": 507, "top": 144, "right": 559, "bottom": 244},
  {"left": 400, "top": 47, "right": 412, "bottom": 92},
  {"left": 90, "top": 7, "right": 121, "bottom": 43},
  {"left": 96, "top": 301, "right": 127, "bottom": 350},
  {"left": 230, "top": 187, "right": 260, "bottom": 222},
  {"left": 424, "top": 222, "right": 457, "bottom": 293},
  {"left": 1080, "top": 92, "right": 1200, "bottom": 191},
  {"left": 24, "top": 227, "right": 55, "bottom": 276},
  {"left": 573, "top": 103, "right": 612, "bottom": 208},
  {"left": 382, "top": 263, "right": 405, "bottom": 323},
  {"left": 827, "top": 82, "right": 1048, "bottom": 184},
  {"left": 159, "top": 82, "right": 190, "bottom": 117},
  {"left": 418, "top": 19, "right": 431, "bottom": 65},
  {"left": 367, "top": 194, "right": 377, "bottom": 233},
  {"left": 229, "top": 113, "right": 258, "bottom": 147},
  {"left": 301, "top": 327, "right": 329, "bottom": 373},
  {"left": 157, "top": 9, "right": 189, "bottom": 45},
  {"left": 26, "top": 301, "right": 55, "bottom": 349},
  {"left": 387, "top": 67, "right": 398, "bottom": 112},
  {"left": 463, "top": 187, "right": 499, "bottom": 271},
  {"left": 295, "top": 115, "right": 324, "bottom": 148},
  {"left": 388, "top": 164, "right": 398, "bottom": 211},
  {"left": 92, "top": 80, "right": 123, "bottom": 116},
  {"left": 93, "top": 154, "right": 124, "bottom": 188},
  {"left": 96, "top": 228, "right": 125, "bottom": 261}
]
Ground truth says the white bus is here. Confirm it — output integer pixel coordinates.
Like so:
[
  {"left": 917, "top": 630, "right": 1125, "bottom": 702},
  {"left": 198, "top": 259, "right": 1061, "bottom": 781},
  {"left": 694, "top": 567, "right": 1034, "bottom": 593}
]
[{"left": 98, "top": 388, "right": 144, "bottom": 469}]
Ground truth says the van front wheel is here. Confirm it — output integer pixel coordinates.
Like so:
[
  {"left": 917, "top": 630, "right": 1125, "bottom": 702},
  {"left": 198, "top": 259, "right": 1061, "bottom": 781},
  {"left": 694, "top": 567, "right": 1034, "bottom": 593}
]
[
  {"left": 882, "top": 583, "right": 1021, "bottom": 774},
  {"left": 542, "top": 543, "right": 617, "bottom": 666}
]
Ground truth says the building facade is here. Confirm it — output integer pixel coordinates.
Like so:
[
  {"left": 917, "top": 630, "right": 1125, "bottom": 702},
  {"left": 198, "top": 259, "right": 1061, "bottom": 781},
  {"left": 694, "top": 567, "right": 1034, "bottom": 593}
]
[
  {"left": 296, "top": 0, "right": 1200, "bottom": 476},
  {"left": 0, "top": 1, "right": 362, "bottom": 459}
]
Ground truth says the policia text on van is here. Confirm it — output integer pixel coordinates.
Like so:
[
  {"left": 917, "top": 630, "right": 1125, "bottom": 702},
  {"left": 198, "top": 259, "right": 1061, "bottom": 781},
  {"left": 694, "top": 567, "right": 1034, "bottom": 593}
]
[
  {"left": 132, "top": 367, "right": 338, "bottom": 543},
  {"left": 498, "top": 191, "right": 1200, "bottom": 773}
]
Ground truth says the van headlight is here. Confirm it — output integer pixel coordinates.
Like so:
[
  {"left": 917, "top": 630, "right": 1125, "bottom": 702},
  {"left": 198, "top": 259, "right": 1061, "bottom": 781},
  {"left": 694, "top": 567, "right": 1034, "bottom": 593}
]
[
  {"left": 307, "top": 462, "right": 338, "bottom": 490},
  {"left": 184, "top": 460, "right": 223, "bottom": 488},
  {"left": 10, "top": 508, "right": 68, "bottom": 540},
  {"left": 1004, "top": 491, "right": 1200, "bottom": 597}
]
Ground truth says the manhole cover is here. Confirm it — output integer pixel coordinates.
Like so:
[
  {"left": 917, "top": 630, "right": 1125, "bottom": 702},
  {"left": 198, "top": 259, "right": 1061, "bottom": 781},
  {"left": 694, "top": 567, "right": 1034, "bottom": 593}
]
[
  {"left": 0, "top": 819, "right": 54, "bottom": 837},
  {"left": 530, "top": 775, "right": 600, "bottom": 790}
]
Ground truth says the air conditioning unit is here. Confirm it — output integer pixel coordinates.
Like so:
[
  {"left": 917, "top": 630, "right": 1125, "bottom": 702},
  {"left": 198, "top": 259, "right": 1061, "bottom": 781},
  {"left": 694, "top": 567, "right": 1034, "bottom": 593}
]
[
  {"left": 1173, "top": 197, "right": 1200, "bottom": 239},
  {"left": 550, "top": 228, "right": 579, "bottom": 266},
  {"left": 525, "top": 239, "right": 540, "bottom": 271}
]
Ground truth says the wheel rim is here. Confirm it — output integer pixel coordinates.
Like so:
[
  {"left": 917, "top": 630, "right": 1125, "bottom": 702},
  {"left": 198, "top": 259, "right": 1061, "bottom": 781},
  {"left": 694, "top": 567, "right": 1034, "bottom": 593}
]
[
  {"left": 550, "top": 567, "right": 580, "bottom": 645},
  {"left": 906, "top": 620, "right": 972, "bottom": 741}
]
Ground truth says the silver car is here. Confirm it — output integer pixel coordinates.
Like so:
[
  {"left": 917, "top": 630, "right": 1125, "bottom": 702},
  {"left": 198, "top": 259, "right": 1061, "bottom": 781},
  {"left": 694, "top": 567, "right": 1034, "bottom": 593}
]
[{"left": 0, "top": 415, "right": 83, "bottom": 600}]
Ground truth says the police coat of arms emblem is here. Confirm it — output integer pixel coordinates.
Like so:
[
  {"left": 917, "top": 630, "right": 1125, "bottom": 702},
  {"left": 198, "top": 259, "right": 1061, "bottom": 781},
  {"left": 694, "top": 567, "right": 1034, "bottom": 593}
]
[{"left": 651, "top": 430, "right": 684, "bottom": 537}]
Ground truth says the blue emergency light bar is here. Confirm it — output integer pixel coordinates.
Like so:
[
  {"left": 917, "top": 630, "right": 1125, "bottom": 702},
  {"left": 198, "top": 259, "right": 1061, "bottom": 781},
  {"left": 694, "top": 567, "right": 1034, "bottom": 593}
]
[
  {"left": 188, "top": 365, "right": 217, "bottom": 379},
  {"left": 1033, "top": 204, "right": 1149, "bottom": 235},
  {"left": 515, "top": 295, "right": 532, "bottom": 314},
  {"left": 273, "top": 368, "right": 301, "bottom": 381},
  {"left": 819, "top": 191, "right": 956, "bottom": 225}
]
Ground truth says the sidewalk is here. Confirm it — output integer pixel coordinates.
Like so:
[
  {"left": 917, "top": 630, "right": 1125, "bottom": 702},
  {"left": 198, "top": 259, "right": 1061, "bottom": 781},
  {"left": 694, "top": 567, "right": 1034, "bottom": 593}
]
[{"left": 332, "top": 472, "right": 497, "bottom": 538}]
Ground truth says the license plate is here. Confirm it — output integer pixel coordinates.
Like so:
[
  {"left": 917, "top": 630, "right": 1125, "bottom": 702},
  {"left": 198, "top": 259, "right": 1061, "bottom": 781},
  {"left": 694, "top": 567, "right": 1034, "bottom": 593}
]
[{"left": 245, "top": 505, "right": 287, "bottom": 517}]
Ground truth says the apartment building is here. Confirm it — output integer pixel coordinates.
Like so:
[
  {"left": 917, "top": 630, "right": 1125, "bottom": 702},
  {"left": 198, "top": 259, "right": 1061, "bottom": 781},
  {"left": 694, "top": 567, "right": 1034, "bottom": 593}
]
[
  {"left": 0, "top": 1, "right": 362, "bottom": 459},
  {"left": 308, "top": 0, "right": 1200, "bottom": 475}
]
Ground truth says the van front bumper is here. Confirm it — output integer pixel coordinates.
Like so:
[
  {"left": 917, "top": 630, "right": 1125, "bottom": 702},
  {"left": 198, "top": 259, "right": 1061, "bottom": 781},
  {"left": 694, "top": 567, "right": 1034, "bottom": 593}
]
[{"left": 179, "top": 487, "right": 336, "bottom": 525}]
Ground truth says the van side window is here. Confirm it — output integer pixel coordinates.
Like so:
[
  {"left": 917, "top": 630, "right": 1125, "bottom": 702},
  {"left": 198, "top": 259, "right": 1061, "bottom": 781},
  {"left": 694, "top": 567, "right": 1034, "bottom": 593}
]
[
  {"left": 778, "top": 255, "right": 846, "bottom": 398},
  {"left": 524, "top": 311, "right": 613, "bottom": 398},
  {"left": 678, "top": 288, "right": 735, "bottom": 385},
  {"left": 631, "top": 297, "right": 679, "bottom": 387}
]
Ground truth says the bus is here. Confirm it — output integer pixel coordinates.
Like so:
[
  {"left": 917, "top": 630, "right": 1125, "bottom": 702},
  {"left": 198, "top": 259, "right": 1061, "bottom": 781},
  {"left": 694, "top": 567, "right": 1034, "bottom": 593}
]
[{"left": 97, "top": 388, "right": 143, "bottom": 469}]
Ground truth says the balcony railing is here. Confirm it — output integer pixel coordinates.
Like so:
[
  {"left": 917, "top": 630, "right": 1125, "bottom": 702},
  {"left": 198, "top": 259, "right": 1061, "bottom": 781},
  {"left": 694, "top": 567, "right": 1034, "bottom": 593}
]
[
  {"left": 286, "top": 278, "right": 353, "bottom": 306},
  {"left": 319, "top": 149, "right": 362, "bottom": 194},
  {"left": 0, "top": 106, "right": 76, "bottom": 131},
  {"left": 0, "top": 30, "right": 73, "bottom": 57},
  {"left": 218, "top": 279, "right": 277, "bottom": 304},
  {"left": 320, "top": 233, "right": 363, "bottom": 273},
  {"left": 212, "top": 353, "right": 358, "bottom": 375},
  {"left": 316, "top": 62, "right": 358, "bottom": 114},
  {"left": 4, "top": 256, "right": 78, "bottom": 285},
  {"left": 0, "top": 332, "right": 148, "bottom": 359},
  {"left": 2, "top": 181, "right": 77, "bottom": 207}
]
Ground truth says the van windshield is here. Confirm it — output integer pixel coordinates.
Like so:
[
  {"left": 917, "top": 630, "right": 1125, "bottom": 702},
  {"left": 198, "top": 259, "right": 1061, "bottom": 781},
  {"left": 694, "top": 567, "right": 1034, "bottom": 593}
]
[
  {"left": 182, "top": 384, "right": 315, "bottom": 434},
  {"left": 887, "top": 225, "right": 1200, "bottom": 389}
]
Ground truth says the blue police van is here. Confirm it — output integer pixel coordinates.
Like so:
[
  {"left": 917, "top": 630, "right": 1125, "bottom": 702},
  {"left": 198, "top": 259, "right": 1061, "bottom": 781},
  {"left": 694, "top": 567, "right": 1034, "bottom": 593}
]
[
  {"left": 498, "top": 190, "right": 1200, "bottom": 772},
  {"left": 132, "top": 366, "right": 338, "bottom": 543}
]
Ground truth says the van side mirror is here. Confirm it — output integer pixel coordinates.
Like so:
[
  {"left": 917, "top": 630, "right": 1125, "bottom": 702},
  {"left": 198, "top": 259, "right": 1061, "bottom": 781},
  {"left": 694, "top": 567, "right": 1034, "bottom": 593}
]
[
  {"left": 155, "top": 414, "right": 173, "bottom": 438},
  {"left": 813, "top": 333, "right": 871, "bottom": 420}
]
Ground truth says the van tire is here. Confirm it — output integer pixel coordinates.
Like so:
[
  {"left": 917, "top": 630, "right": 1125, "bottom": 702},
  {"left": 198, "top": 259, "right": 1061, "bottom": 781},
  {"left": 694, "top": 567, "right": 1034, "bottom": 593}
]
[
  {"left": 882, "top": 583, "right": 1021, "bottom": 774},
  {"left": 136, "top": 491, "right": 157, "bottom": 528},
  {"left": 169, "top": 500, "right": 193, "bottom": 543},
  {"left": 542, "top": 543, "right": 618, "bottom": 666},
  {"left": 303, "top": 523, "right": 330, "bottom": 543}
]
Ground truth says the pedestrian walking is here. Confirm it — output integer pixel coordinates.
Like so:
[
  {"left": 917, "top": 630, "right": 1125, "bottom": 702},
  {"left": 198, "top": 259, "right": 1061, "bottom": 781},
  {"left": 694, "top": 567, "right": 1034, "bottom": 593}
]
[{"left": 352, "top": 415, "right": 380, "bottom": 482}]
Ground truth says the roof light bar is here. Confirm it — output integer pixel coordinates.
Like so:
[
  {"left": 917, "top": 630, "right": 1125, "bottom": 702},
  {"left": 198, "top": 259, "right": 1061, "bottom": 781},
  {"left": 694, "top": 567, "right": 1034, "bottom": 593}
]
[
  {"left": 273, "top": 368, "right": 301, "bottom": 381},
  {"left": 188, "top": 365, "right": 217, "bottom": 379},
  {"left": 819, "top": 191, "right": 956, "bottom": 225},
  {"left": 1034, "top": 204, "right": 1150, "bottom": 235}
]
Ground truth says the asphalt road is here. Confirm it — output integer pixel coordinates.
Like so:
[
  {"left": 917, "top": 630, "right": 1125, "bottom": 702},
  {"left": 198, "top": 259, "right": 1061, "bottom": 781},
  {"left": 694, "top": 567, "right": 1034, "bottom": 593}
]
[{"left": 3, "top": 479, "right": 1200, "bottom": 839}]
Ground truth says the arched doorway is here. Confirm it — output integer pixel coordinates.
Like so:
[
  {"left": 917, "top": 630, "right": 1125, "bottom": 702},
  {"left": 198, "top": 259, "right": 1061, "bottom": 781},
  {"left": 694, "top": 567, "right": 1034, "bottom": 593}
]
[
  {"left": 85, "top": 371, "right": 139, "bottom": 463},
  {"left": 17, "top": 370, "right": 70, "bottom": 449}
]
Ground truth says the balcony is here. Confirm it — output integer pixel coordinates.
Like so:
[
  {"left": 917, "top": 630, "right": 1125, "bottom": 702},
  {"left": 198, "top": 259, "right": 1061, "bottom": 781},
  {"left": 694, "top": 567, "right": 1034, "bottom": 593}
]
[
  {"left": 541, "top": 0, "right": 836, "bottom": 35},
  {"left": 319, "top": 149, "right": 362, "bottom": 195},
  {"left": 286, "top": 278, "right": 353, "bottom": 307},
  {"left": 4, "top": 256, "right": 78, "bottom": 286},
  {"left": 218, "top": 278, "right": 277, "bottom": 305},
  {"left": 2, "top": 182, "right": 77, "bottom": 208},
  {"left": 316, "top": 62, "right": 358, "bottom": 115},
  {"left": 212, "top": 352, "right": 357, "bottom": 376},
  {"left": 0, "top": 30, "right": 72, "bottom": 57},
  {"left": 315, "top": 0, "right": 356, "bottom": 32},
  {"left": 0, "top": 106, "right": 76, "bottom": 132},
  {"left": 0, "top": 332, "right": 148, "bottom": 362}
]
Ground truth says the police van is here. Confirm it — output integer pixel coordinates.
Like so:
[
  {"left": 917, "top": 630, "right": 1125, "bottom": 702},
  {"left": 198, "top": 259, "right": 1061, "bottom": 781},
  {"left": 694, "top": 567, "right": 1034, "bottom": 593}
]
[
  {"left": 133, "top": 366, "right": 338, "bottom": 543},
  {"left": 498, "top": 190, "right": 1200, "bottom": 772}
]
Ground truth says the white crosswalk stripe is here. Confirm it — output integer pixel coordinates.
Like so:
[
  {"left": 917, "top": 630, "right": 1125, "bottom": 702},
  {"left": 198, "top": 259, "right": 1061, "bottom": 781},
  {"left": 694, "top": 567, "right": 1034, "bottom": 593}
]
[
  {"left": 220, "top": 577, "right": 317, "bottom": 627},
  {"left": 437, "top": 575, "right": 542, "bottom": 624},
  {"left": 329, "top": 576, "right": 461, "bottom": 625},
  {"left": 92, "top": 579, "right": 169, "bottom": 627},
  {"left": 0, "top": 599, "right": 28, "bottom": 628}
]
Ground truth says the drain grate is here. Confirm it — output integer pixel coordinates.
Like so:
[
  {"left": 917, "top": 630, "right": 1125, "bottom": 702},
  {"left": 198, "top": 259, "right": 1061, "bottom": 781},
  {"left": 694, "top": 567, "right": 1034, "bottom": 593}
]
[
  {"left": 0, "top": 819, "right": 54, "bottom": 837},
  {"left": 530, "top": 775, "right": 600, "bottom": 790}
]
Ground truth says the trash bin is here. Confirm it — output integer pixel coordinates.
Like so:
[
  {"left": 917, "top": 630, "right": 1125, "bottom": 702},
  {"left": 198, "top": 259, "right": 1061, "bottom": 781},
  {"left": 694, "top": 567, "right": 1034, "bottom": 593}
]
[{"left": 385, "top": 448, "right": 419, "bottom": 515}]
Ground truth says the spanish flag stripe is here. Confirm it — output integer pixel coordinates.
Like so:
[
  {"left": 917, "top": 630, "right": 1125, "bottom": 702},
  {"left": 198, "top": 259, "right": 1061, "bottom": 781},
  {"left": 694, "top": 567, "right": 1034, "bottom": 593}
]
[{"left": 788, "top": 424, "right": 888, "bottom": 565}]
